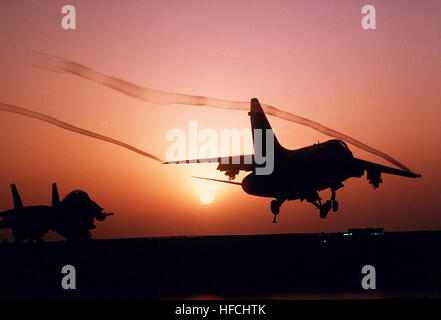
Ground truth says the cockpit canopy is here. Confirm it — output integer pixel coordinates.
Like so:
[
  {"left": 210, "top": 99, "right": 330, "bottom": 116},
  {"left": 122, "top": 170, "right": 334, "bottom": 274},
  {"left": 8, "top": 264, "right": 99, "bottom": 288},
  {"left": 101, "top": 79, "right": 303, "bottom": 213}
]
[
  {"left": 329, "top": 139, "right": 353, "bottom": 158},
  {"left": 338, "top": 140, "right": 348, "bottom": 150},
  {"left": 61, "top": 190, "right": 103, "bottom": 212},
  {"left": 64, "top": 190, "right": 90, "bottom": 201}
]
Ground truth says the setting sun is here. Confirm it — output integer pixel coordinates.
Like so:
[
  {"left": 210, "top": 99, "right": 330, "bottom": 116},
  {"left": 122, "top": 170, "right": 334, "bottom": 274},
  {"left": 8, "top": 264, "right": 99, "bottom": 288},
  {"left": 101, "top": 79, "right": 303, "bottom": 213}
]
[
  {"left": 199, "top": 191, "right": 215, "bottom": 204},
  {"left": 195, "top": 179, "right": 217, "bottom": 204},
  {"left": 190, "top": 165, "right": 221, "bottom": 205}
]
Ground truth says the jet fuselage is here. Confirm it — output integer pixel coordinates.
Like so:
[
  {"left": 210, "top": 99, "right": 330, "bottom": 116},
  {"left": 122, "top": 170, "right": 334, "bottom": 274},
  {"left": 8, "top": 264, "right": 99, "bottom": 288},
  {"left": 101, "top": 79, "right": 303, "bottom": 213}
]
[{"left": 241, "top": 139, "right": 364, "bottom": 199}]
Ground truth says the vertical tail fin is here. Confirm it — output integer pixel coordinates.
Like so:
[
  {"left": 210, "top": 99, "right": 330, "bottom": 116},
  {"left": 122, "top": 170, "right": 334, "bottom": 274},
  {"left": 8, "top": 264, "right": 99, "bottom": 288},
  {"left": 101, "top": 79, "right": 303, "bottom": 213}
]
[
  {"left": 11, "top": 184, "right": 23, "bottom": 209},
  {"left": 52, "top": 183, "right": 60, "bottom": 207},
  {"left": 249, "top": 98, "right": 285, "bottom": 153}
]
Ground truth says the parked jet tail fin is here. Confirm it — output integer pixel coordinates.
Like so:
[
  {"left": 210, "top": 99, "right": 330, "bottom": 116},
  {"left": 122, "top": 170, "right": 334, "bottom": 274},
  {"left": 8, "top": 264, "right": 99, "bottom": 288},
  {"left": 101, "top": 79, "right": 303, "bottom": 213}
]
[
  {"left": 11, "top": 184, "right": 23, "bottom": 209},
  {"left": 52, "top": 183, "right": 60, "bottom": 207},
  {"left": 249, "top": 98, "right": 285, "bottom": 154}
]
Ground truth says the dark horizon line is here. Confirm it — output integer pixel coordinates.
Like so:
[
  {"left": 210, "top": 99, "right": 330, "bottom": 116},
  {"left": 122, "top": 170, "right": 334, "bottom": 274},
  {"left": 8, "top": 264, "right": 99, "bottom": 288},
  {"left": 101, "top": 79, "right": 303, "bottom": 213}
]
[{"left": 3, "top": 228, "right": 441, "bottom": 245}]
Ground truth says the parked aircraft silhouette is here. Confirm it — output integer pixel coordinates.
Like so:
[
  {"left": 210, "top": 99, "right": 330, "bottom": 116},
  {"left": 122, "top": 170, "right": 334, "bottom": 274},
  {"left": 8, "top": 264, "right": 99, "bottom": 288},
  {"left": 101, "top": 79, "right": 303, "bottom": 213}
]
[
  {"left": 0, "top": 183, "right": 113, "bottom": 242},
  {"left": 165, "top": 98, "right": 421, "bottom": 222}
]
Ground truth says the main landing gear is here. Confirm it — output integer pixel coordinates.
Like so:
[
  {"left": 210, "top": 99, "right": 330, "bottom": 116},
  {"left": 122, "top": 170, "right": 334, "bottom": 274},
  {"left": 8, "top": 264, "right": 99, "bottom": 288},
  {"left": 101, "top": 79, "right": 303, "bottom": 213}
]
[
  {"left": 269, "top": 187, "right": 340, "bottom": 222},
  {"left": 308, "top": 188, "right": 339, "bottom": 219},
  {"left": 270, "top": 199, "right": 285, "bottom": 223}
]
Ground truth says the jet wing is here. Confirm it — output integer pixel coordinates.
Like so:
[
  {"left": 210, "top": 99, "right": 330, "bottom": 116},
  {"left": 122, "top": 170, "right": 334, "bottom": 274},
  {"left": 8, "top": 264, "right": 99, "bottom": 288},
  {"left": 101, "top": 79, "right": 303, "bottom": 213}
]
[
  {"left": 163, "top": 155, "right": 255, "bottom": 172},
  {"left": 354, "top": 158, "right": 421, "bottom": 178}
]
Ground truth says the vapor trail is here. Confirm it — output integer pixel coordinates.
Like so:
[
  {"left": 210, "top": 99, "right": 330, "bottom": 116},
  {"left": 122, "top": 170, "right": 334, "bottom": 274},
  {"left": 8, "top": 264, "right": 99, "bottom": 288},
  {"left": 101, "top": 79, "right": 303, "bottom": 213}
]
[
  {"left": 32, "top": 52, "right": 414, "bottom": 173},
  {"left": 0, "top": 103, "right": 163, "bottom": 163}
]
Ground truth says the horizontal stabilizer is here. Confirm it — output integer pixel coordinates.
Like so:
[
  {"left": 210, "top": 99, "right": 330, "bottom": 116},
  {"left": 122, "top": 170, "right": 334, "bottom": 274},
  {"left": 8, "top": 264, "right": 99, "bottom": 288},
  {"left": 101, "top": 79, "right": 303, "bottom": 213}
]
[{"left": 191, "top": 176, "right": 242, "bottom": 185}]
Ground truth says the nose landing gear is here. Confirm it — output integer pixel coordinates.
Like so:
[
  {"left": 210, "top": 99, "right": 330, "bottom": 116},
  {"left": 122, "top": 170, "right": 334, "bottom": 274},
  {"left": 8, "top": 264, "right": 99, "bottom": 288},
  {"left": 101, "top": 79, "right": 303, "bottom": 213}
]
[{"left": 309, "top": 187, "right": 341, "bottom": 219}]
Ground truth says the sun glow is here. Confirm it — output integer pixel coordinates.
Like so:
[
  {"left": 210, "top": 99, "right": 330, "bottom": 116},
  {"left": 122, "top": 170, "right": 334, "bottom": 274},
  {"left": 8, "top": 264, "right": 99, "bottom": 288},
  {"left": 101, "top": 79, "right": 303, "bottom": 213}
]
[
  {"left": 199, "top": 190, "right": 215, "bottom": 204},
  {"left": 195, "top": 179, "right": 217, "bottom": 204},
  {"left": 192, "top": 166, "right": 220, "bottom": 205}
]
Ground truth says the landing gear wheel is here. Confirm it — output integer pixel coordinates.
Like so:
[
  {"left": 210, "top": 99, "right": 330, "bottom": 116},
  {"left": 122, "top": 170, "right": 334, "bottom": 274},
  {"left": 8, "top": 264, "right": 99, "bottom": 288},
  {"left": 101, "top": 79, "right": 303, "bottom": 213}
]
[
  {"left": 320, "top": 201, "right": 332, "bottom": 219},
  {"left": 271, "top": 200, "right": 280, "bottom": 223},
  {"left": 332, "top": 200, "right": 339, "bottom": 212}
]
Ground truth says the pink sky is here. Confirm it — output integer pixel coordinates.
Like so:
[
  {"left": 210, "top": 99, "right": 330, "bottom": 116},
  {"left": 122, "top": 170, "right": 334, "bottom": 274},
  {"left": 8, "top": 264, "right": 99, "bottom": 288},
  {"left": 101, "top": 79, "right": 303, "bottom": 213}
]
[{"left": 0, "top": 0, "right": 440, "bottom": 240}]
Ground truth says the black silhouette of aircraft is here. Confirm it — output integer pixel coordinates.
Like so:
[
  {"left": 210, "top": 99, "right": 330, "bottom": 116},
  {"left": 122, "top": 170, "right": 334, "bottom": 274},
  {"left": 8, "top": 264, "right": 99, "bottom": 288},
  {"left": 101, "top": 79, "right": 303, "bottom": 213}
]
[
  {"left": 0, "top": 183, "right": 113, "bottom": 242},
  {"left": 164, "top": 98, "right": 421, "bottom": 222}
]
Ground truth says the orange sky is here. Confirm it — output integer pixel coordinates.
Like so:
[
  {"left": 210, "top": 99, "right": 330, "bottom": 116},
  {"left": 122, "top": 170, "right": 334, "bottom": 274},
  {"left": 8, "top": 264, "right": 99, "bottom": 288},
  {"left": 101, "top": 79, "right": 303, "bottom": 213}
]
[{"left": 0, "top": 0, "right": 440, "bottom": 241}]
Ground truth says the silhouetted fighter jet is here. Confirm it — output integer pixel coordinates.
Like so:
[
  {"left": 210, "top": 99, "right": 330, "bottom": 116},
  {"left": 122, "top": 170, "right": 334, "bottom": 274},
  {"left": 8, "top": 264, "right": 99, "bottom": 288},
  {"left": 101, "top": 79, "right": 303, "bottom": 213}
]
[
  {"left": 164, "top": 98, "right": 421, "bottom": 222},
  {"left": 0, "top": 183, "right": 113, "bottom": 242}
]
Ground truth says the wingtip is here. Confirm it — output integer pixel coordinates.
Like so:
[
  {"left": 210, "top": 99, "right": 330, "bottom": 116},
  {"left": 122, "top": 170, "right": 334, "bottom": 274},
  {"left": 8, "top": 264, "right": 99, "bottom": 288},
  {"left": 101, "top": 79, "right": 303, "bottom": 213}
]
[{"left": 407, "top": 171, "right": 421, "bottom": 178}]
